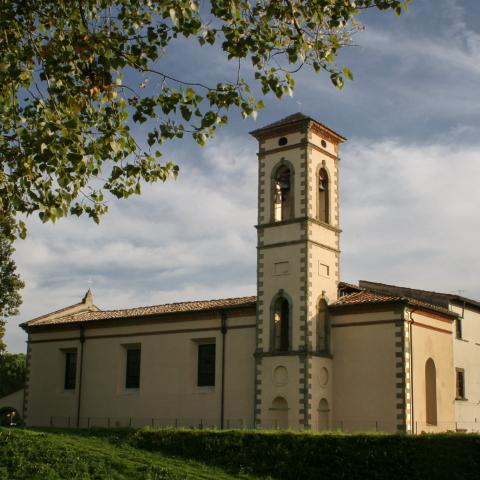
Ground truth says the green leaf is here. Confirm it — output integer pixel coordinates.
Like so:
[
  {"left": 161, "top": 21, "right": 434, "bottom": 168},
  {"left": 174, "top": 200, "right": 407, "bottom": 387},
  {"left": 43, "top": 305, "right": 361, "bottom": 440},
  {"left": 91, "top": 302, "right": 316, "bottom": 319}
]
[{"left": 342, "top": 67, "right": 354, "bottom": 81}]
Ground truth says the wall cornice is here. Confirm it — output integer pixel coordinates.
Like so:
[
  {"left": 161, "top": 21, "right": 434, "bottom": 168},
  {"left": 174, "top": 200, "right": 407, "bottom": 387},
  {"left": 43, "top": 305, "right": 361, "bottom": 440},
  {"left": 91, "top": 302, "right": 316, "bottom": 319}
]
[
  {"left": 258, "top": 140, "right": 339, "bottom": 161},
  {"left": 256, "top": 216, "right": 341, "bottom": 234}
]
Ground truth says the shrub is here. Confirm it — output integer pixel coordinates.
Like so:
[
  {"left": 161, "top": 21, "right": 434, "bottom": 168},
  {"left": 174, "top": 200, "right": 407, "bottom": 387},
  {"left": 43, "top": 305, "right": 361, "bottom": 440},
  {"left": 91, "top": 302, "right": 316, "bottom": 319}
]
[{"left": 131, "top": 428, "right": 480, "bottom": 480}]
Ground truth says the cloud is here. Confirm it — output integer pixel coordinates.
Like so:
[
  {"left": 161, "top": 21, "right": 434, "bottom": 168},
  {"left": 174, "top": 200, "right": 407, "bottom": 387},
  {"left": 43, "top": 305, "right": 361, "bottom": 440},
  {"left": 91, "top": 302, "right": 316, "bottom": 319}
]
[
  {"left": 341, "top": 134, "right": 480, "bottom": 298},
  {"left": 6, "top": 135, "right": 258, "bottom": 352},
  {"left": 287, "top": 0, "right": 480, "bottom": 141}
]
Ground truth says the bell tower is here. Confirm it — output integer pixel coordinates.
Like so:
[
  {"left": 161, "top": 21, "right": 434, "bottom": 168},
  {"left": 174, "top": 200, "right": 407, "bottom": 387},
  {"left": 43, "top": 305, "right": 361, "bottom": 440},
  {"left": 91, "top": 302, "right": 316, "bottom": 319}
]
[{"left": 250, "top": 113, "right": 346, "bottom": 430}]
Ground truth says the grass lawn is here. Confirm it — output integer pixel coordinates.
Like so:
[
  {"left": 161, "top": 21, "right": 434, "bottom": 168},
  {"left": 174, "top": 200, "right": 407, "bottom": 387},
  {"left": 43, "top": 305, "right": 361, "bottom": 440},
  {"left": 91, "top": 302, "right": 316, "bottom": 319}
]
[{"left": 0, "top": 428, "right": 265, "bottom": 480}]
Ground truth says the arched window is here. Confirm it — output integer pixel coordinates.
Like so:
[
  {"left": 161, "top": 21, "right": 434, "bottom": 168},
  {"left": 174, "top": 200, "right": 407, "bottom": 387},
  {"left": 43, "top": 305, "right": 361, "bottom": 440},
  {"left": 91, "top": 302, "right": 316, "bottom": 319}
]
[
  {"left": 425, "top": 358, "right": 437, "bottom": 426},
  {"left": 271, "top": 396, "right": 288, "bottom": 429},
  {"left": 273, "top": 165, "right": 292, "bottom": 222},
  {"left": 273, "top": 296, "right": 290, "bottom": 352},
  {"left": 318, "top": 398, "right": 330, "bottom": 431},
  {"left": 318, "top": 168, "right": 330, "bottom": 223},
  {"left": 317, "top": 299, "right": 330, "bottom": 353}
]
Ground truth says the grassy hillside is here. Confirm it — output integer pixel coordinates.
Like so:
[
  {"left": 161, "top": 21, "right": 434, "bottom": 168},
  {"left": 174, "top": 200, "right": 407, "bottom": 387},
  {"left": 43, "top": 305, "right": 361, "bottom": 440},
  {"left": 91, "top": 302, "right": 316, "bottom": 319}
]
[{"left": 0, "top": 428, "right": 263, "bottom": 480}]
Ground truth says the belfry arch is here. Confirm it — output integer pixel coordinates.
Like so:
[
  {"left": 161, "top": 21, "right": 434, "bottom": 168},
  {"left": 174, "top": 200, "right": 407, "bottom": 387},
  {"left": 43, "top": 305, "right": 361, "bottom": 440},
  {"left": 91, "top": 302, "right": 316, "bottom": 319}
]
[
  {"left": 317, "top": 167, "right": 330, "bottom": 223},
  {"left": 271, "top": 293, "right": 292, "bottom": 352},
  {"left": 271, "top": 161, "right": 294, "bottom": 222}
]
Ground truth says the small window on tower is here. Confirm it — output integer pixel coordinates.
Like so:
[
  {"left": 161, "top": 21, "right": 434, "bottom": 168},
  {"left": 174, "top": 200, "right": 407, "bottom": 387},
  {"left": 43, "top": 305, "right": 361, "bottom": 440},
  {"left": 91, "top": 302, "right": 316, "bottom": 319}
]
[
  {"left": 278, "top": 137, "right": 288, "bottom": 146},
  {"left": 321, "top": 139, "right": 327, "bottom": 148},
  {"left": 273, "top": 165, "right": 292, "bottom": 222}
]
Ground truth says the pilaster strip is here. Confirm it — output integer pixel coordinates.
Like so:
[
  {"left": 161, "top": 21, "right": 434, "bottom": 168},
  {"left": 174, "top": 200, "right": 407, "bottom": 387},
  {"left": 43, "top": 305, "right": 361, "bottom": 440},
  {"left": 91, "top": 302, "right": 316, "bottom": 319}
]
[
  {"left": 302, "top": 132, "right": 311, "bottom": 429},
  {"left": 394, "top": 318, "right": 410, "bottom": 433},
  {"left": 255, "top": 148, "right": 265, "bottom": 426}
]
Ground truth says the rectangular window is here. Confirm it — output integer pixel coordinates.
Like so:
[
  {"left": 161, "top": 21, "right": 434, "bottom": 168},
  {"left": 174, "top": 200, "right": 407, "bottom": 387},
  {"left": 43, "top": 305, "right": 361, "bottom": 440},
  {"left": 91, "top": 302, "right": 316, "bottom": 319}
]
[
  {"left": 197, "top": 344, "right": 215, "bottom": 387},
  {"left": 125, "top": 348, "right": 141, "bottom": 389},
  {"left": 455, "top": 318, "right": 462, "bottom": 339},
  {"left": 64, "top": 351, "right": 77, "bottom": 390},
  {"left": 456, "top": 369, "right": 465, "bottom": 399}
]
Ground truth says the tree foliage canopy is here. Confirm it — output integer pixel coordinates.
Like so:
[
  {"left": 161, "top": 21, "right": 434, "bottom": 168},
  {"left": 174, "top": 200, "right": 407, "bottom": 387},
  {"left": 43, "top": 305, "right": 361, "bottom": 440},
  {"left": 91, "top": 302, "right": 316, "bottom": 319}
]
[
  {"left": 0, "top": 352, "right": 26, "bottom": 397},
  {"left": 0, "top": 217, "right": 24, "bottom": 352},
  {"left": 0, "top": 0, "right": 409, "bottom": 237}
]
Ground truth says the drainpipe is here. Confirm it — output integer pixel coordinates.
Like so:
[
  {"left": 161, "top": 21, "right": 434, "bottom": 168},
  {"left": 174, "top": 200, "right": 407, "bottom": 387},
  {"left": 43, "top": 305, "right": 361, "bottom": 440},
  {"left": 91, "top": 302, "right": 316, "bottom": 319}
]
[
  {"left": 76, "top": 325, "right": 85, "bottom": 428},
  {"left": 220, "top": 310, "right": 228, "bottom": 429}
]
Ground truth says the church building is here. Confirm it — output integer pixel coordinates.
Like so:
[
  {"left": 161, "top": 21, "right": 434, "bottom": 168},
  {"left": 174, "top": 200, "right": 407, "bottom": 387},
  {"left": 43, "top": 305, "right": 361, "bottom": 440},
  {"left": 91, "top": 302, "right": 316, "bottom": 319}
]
[{"left": 20, "top": 113, "right": 480, "bottom": 432}]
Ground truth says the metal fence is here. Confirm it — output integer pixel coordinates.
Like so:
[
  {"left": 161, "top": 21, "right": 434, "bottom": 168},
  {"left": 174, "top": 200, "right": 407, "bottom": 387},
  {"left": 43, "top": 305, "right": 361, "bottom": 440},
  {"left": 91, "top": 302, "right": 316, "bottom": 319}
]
[
  {"left": 50, "top": 416, "right": 250, "bottom": 430},
  {"left": 47, "top": 416, "right": 480, "bottom": 433}
]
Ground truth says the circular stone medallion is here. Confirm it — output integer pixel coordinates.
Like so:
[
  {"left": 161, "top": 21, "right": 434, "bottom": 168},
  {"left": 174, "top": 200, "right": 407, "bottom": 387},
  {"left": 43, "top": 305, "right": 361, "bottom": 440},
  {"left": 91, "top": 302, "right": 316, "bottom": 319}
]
[{"left": 318, "top": 367, "right": 329, "bottom": 387}]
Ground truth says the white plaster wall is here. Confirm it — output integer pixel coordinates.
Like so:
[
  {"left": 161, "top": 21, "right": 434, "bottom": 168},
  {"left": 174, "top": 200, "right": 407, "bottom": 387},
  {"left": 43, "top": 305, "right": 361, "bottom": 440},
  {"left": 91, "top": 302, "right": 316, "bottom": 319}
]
[
  {"left": 25, "top": 313, "right": 256, "bottom": 428},
  {"left": 410, "top": 311, "right": 456, "bottom": 433},
  {"left": 332, "top": 310, "right": 399, "bottom": 432}
]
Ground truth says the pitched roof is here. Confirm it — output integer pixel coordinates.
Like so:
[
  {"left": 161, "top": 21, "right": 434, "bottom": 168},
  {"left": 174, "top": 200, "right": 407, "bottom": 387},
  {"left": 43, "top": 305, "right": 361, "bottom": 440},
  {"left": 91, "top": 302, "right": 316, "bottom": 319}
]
[
  {"left": 331, "top": 288, "right": 457, "bottom": 318},
  {"left": 334, "top": 290, "right": 396, "bottom": 305},
  {"left": 358, "top": 281, "right": 480, "bottom": 310},
  {"left": 338, "top": 281, "right": 363, "bottom": 295},
  {"left": 26, "top": 301, "right": 86, "bottom": 324},
  {"left": 22, "top": 295, "right": 257, "bottom": 330},
  {"left": 249, "top": 112, "right": 346, "bottom": 141},
  {"left": 24, "top": 288, "right": 100, "bottom": 327},
  {"left": 24, "top": 278, "right": 465, "bottom": 331}
]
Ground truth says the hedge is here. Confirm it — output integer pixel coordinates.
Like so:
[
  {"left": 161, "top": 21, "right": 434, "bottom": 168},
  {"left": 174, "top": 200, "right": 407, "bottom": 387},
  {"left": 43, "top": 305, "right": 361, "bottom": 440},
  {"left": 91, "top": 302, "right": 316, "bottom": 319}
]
[{"left": 131, "top": 428, "right": 480, "bottom": 480}]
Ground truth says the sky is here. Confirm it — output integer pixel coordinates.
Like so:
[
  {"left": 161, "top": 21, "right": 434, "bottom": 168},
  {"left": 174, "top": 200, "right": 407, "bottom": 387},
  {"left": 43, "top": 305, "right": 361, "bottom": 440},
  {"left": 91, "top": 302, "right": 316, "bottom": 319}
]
[{"left": 6, "top": 0, "right": 480, "bottom": 353}]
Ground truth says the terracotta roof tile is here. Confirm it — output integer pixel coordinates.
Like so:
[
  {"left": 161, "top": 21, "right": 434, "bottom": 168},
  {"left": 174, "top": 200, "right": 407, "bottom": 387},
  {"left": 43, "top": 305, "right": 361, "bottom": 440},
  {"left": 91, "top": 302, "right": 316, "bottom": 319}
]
[
  {"left": 26, "top": 301, "right": 85, "bottom": 324},
  {"left": 338, "top": 281, "right": 364, "bottom": 291},
  {"left": 24, "top": 295, "right": 257, "bottom": 328},
  {"left": 333, "top": 290, "right": 397, "bottom": 305},
  {"left": 358, "top": 280, "right": 480, "bottom": 310},
  {"left": 24, "top": 280, "right": 459, "bottom": 331},
  {"left": 331, "top": 290, "right": 457, "bottom": 318},
  {"left": 249, "top": 112, "right": 346, "bottom": 141}
]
